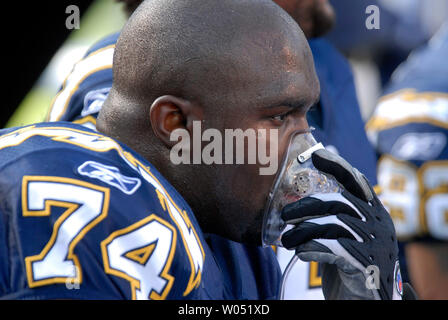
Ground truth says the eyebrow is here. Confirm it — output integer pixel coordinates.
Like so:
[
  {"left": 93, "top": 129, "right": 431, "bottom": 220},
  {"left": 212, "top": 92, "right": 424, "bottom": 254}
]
[{"left": 265, "top": 97, "right": 318, "bottom": 111}]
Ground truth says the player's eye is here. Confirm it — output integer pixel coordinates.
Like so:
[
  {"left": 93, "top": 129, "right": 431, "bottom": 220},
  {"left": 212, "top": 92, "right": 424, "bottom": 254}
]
[
  {"left": 271, "top": 111, "right": 290, "bottom": 123},
  {"left": 272, "top": 114, "right": 287, "bottom": 122}
]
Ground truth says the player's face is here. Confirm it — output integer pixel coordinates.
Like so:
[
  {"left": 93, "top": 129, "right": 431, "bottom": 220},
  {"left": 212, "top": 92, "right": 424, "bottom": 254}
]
[
  {"left": 273, "top": 0, "right": 335, "bottom": 38},
  {"left": 198, "top": 32, "right": 320, "bottom": 244}
]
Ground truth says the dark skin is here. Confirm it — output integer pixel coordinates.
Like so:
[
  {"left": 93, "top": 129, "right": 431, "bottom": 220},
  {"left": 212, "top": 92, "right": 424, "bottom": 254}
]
[
  {"left": 117, "top": 0, "right": 336, "bottom": 39},
  {"left": 97, "top": 0, "right": 320, "bottom": 244},
  {"left": 406, "top": 243, "right": 448, "bottom": 299}
]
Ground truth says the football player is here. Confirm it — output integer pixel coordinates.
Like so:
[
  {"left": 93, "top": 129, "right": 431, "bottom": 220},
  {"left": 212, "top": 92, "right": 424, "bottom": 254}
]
[
  {"left": 0, "top": 0, "right": 405, "bottom": 300},
  {"left": 46, "top": 0, "right": 379, "bottom": 300},
  {"left": 367, "top": 23, "right": 448, "bottom": 299}
]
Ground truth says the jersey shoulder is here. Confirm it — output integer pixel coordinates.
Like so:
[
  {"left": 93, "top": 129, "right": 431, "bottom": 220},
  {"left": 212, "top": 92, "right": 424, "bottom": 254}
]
[
  {"left": 0, "top": 122, "right": 207, "bottom": 299},
  {"left": 366, "top": 25, "right": 448, "bottom": 160},
  {"left": 367, "top": 104, "right": 448, "bottom": 241},
  {"left": 367, "top": 24, "right": 448, "bottom": 150},
  {"left": 46, "top": 33, "right": 120, "bottom": 126},
  {"left": 385, "top": 23, "right": 448, "bottom": 95},
  {"left": 366, "top": 26, "right": 448, "bottom": 242},
  {"left": 85, "top": 33, "right": 120, "bottom": 57}
]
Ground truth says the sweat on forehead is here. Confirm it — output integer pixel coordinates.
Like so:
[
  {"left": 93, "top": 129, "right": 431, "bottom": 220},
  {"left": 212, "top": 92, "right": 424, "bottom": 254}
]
[{"left": 111, "top": 0, "right": 311, "bottom": 101}]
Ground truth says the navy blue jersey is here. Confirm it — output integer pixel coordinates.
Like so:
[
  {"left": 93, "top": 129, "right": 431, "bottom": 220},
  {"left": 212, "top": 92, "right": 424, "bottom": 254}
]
[
  {"left": 0, "top": 122, "right": 280, "bottom": 300},
  {"left": 46, "top": 34, "right": 118, "bottom": 127},
  {"left": 367, "top": 23, "right": 448, "bottom": 242},
  {"left": 307, "top": 38, "right": 378, "bottom": 186}
]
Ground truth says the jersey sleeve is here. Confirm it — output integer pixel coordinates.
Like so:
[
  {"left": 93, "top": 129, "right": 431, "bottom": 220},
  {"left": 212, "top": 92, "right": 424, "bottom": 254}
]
[
  {"left": 366, "top": 25, "right": 448, "bottom": 242},
  {"left": 367, "top": 91, "right": 448, "bottom": 242},
  {"left": 46, "top": 33, "right": 119, "bottom": 129},
  {"left": 0, "top": 123, "right": 206, "bottom": 300}
]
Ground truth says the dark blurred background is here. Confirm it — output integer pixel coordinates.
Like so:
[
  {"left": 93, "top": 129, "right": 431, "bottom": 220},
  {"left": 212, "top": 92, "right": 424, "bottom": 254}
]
[{"left": 1, "top": 0, "right": 126, "bottom": 128}]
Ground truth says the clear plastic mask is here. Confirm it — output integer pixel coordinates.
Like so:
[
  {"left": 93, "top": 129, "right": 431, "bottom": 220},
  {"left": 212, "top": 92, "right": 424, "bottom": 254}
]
[{"left": 261, "top": 130, "right": 341, "bottom": 247}]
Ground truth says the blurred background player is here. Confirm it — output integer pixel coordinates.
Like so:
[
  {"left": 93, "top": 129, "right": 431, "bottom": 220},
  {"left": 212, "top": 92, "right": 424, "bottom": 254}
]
[
  {"left": 325, "top": 0, "right": 448, "bottom": 299},
  {"left": 326, "top": 0, "right": 448, "bottom": 121},
  {"left": 367, "top": 23, "right": 448, "bottom": 299}
]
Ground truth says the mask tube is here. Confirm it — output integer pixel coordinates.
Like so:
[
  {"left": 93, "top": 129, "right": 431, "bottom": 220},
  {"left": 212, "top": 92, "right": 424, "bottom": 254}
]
[{"left": 261, "top": 130, "right": 341, "bottom": 247}]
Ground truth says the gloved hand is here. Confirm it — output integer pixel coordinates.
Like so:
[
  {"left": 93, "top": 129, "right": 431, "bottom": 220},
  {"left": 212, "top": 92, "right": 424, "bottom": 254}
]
[{"left": 280, "top": 149, "right": 414, "bottom": 300}]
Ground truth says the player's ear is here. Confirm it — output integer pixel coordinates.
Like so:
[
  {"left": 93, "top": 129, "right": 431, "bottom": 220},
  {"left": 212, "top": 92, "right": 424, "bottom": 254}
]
[{"left": 149, "top": 95, "right": 202, "bottom": 147}]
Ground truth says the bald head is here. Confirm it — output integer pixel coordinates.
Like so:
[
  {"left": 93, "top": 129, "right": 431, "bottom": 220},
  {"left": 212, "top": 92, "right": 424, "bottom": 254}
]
[
  {"left": 98, "top": 0, "right": 319, "bottom": 243},
  {"left": 99, "top": 0, "right": 316, "bottom": 128}
]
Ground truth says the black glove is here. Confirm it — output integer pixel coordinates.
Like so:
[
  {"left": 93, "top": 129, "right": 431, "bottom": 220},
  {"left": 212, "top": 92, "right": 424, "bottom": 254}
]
[{"left": 280, "top": 149, "right": 409, "bottom": 300}]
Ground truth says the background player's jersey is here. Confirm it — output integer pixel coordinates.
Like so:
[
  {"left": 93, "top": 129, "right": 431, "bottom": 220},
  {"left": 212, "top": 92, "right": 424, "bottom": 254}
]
[
  {"left": 46, "top": 33, "right": 119, "bottom": 129},
  {"left": 366, "top": 23, "right": 448, "bottom": 243},
  {"left": 307, "top": 38, "right": 378, "bottom": 187},
  {"left": 0, "top": 122, "right": 280, "bottom": 300}
]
